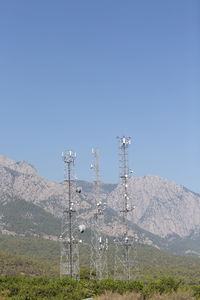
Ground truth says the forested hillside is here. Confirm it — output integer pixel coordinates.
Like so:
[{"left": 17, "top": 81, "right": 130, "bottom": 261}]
[{"left": 0, "top": 234, "right": 200, "bottom": 285}]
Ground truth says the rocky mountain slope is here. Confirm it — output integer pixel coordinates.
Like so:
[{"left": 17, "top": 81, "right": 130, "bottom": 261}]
[
  {"left": 0, "top": 154, "right": 200, "bottom": 245},
  {"left": 107, "top": 175, "right": 200, "bottom": 238},
  {"left": 0, "top": 154, "right": 71, "bottom": 217},
  {"left": 0, "top": 154, "right": 114, "bottom": 217}
]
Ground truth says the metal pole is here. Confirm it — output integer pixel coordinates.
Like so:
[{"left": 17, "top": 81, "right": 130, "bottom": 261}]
[
  {"left": 60, "top": 150, "right": 80, "bottom": 279},
  {"left": 114, "top": 136, "right": 138, "bottom": 281},
  {"left": 68, "top": 161, "right": 73, "bottom": 278},
  {"left": 90, "top": 148, "right": 108, "bottom": 280}
]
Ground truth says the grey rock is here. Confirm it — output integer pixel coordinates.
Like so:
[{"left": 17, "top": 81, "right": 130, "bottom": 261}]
[
  {"left": 1, "top": 154, "right": 200, "bottom": 240},
  {"left": 107, "top": 175, "right": 200, "bottom": 237}
]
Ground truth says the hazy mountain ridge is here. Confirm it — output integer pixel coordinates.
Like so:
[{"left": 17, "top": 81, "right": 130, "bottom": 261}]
[
  {"left": 0, "top": 154, "right": 116, "bottom": 238},
  {"left": 0, "top": 154, "right": 37, "bottom": 176},
  {"left": 0, "top": 154, "right": 68, "bottom": 217},
  {"left": 107, "top": 175, "right": 200, "bottom": 238},
  {"left": 1, "top": 154, "right": 200, "bottom": 256},
  {"left": 0, "top": 155, "right": 114, "bottom": 217}
]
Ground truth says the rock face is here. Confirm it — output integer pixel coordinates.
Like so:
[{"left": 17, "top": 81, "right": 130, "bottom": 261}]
[
  {"left": 107, "top": 175, "right": 200, "bottom": 238},
  {"left": 0, "top": 154, "right": 200, "bottom": 239},
  {"left": 0, "top": 154, "right": 114, "bottom": 218},
  {"left": 0, "top": 154, "right": 39, "bottom": 176},
  {"left": 0, "top": 154, "right": 67, "bottom": 216}
]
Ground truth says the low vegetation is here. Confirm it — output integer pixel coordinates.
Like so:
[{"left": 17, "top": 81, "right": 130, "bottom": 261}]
[
  {"left": 0, "top": 234, "right": 200, "bottom": 299},
  {"left": 0, "top": 276, "right": 200, "bottom": 299},
  {"left": 95, "top": 290, "right": 196, "bottom": 300}
]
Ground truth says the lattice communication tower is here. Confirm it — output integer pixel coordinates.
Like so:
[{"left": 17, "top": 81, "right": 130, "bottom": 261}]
[
  {"left": 60, "top": 150, "right": 81, "bottom": 279},
  {"left": 90, "top": 148, "right": 108, "bottom": 280},
  {"left": 114, "top": 136, "right": 138, "bottom": 281}
]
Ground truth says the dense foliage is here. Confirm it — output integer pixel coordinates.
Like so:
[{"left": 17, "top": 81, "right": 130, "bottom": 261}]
[
  {"left": 0, "top": 276, "right": 199, "bottom": 300},
  {"left": 0, "top": 235, "right": 200, "bottom": 298}
]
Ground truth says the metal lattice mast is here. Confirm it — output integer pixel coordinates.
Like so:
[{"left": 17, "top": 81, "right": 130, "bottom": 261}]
[
  {"left": 60, "top": 150, "right": 80, "bottom": 279},
  {"left": 92, "top": 148, "right": 100, "bottom": 184},
  {"left": 114, "top": 136, "right": 138, "bottom": 281},
  {"left": 90, "top": 148, "right": 108, "bottom": 280}
]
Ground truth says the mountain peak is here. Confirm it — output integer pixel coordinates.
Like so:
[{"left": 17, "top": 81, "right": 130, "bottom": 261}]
[
  {"left": 108, "top": 175, "right": 200, "bottom": 238},
  {"left": 0, "top": 154, "right": 37, "bottom": 176},
  {"left": 0, "top": 154, "right": 16, "bottom": 168}
]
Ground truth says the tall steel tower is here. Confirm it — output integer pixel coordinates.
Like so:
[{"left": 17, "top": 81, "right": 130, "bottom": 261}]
[
  {"left": 60, "top": 150, "right": 80, "bottom": 279},
  {"left": 90, "top": 148, "right": 108, "bottom": 280},
  {"left": 90, "top": 148, "right": 100, "bottom": 184},
  {"left": 114, "top": 136, "right": 138, "bottom": 281}
]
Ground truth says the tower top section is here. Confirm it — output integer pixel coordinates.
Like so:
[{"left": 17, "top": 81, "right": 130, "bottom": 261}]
[
  {"left": 90, "top": 147, "right": 100, "bottom": 183},
  {"left": 62, "top": 151, "right": 76, "bottom": 164},
  {"left": 117, "top": 136, "right": 133, "bottom": 179},
  {"left": 118, "top": 136, "right": 131, "bottom": 148}
]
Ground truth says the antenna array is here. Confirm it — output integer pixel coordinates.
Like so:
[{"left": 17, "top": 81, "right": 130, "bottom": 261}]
[
  {"left": 90, "top": 148, "right": 108, "bottom": 280},
  {"left": 59, "top": 139, "right": 139, "bottom": 280},
  {"left": 114, "top": 136, "right": 138, "bottom": 281},
  {"left": 60, "top": 150, "right": 80, "bottom": 279}
]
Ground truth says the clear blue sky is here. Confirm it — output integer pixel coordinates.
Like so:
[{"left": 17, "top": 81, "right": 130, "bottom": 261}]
[{"left": 0, "top": 1, "right": 199, "bottom": 192}]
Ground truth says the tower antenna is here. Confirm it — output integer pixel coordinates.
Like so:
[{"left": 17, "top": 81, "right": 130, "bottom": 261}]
[
  {"left": 60, "top": 150, "right": 80, "bottom": 279},
  {"left": 114, "top": 136, "right": 138, "bottom": 281},
  {"left": 90, "top": 148, "right": 108, "bottom": 280}
]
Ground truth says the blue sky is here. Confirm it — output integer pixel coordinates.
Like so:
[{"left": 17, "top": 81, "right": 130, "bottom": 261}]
[{"left": 0, "top": 1, "right": 200, "bottom": 192}]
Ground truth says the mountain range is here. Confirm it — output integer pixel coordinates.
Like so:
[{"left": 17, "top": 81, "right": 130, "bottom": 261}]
[{"left": 0, "top": 153, "right": 200, "bottom": 256}]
